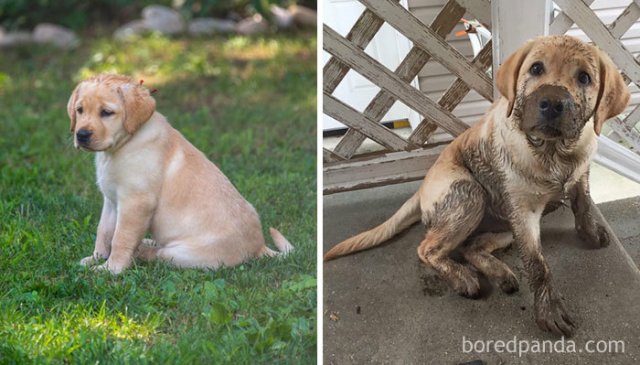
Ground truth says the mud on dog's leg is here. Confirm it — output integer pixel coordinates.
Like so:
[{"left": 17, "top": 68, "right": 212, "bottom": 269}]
[
  {"left": 417, "top": 180, "right": 486, "bottom": 299},
  {"left": 511, "top": 205, "right": 575, "bottom": 337},
  {"left": 462, "top": 232, "right": 519, "bottom": 294},
  {"left": 570, "top": 172, "right": 610, "bottom": 248}
]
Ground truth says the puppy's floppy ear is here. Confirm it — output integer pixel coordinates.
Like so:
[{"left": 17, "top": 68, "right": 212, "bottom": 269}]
[
  {"left": 593, "top": 50, "right": 629, "bottom": 135},
  {"left": 496, "top": 40, "right": 535, "bottom": 118},
  {"left": 67, "top": 83, "right": 82, "bottom": 132},
  {"left": 117, "top": 83, "right": 156, "bottom": 134}
]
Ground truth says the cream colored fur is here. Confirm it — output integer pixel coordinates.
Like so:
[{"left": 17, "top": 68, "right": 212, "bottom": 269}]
[{"left": 68, "top": 74, "right": 293, "bottom": 274}]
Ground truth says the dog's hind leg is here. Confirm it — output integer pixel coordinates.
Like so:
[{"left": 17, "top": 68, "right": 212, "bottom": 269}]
[
  {"left": 142, "top": 238, "right": 265, "bottom": 269},
  {"left": 417, "top": 179, "right": 486, "bottom": 298},
  {"left": 462, "top": 232, "right": 519, "bottom": 294},
  {"left": 152, "top": 241, "right": 229, "bottom": 269},
  {"left": 134, "top": 239, "right": 160, "bottom": 261}
]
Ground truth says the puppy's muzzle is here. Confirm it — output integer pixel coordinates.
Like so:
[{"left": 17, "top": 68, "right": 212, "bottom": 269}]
[
  {"left": 522, "top": 85, "right": 576, "bottom": 141},
  {"left": 76, "top": 128, "right": 93, "bottom": 146},
  {"left": 538, "top": 97, "right": 565, "bottom": 120}
]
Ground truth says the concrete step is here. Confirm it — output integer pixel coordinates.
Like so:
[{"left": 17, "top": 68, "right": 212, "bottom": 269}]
[
  {"left": 324, "top": 181, "right": 640, "bottom": 364},
  {"left": 597, "top": 196, "right": 640, "bottom": 270}
]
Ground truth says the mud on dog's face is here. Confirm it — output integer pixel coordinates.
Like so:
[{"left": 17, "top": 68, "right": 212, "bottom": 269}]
[
  {"left": 67, "top": 74, "right": 156, "bottom": 151},
  {"left": 496, "top": 36, "right": 629, "bottom": 143}
]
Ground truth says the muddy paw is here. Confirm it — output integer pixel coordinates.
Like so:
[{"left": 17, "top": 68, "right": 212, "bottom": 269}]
[
  {"left": 595, "top": 224, "right": 610, "bottom": 248},
  {"left": 535, "top": 291, "right": 575, "bottom": 337},
  {"left": 452, "top": 271, "right": 481, "bottom": 299},
  {"left": 498, "top": 272, "right": 519, "bottom": 294},
  {"left": 578, "top": 223, "right": 610, "bottom": 249}
]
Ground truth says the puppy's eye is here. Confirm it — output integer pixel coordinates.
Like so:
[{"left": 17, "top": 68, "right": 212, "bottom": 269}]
[
  {"left": 100, "top": 110, "right": 114, "bottom": 118},
  {"left": 529, "top": 62, "right": 544, "bottom": 76},
  {"left": 76, "top": 107, "right": 83, "bottom": 114},
  {"left": 578, "top": 71, "right": 591, "bottom": 86}
]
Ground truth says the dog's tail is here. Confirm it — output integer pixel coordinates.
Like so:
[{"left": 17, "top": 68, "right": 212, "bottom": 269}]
[
  {"left": 324, "top": 191, "right": 422, "bottom": 261},
  {"left": 260, "top": 227, "right": 294, "bottom": 257}
]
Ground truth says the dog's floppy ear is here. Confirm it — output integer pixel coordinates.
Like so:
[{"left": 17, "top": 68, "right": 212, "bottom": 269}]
[
  {"left": 67, "top": 83, "right": 82, "bottom": 132},
  {"left": 117, "top": 83, "right": 156, "bottom": 134},
  {"left": 593, "top": 50, "right": 629, "bottom": 135},
  {"left": 496, "top": 40, "right": 535, "bottom": 118}
]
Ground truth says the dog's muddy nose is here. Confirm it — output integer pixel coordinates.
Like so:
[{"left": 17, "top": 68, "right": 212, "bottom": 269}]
[
  {"left": 539, "top": 98, "right": 565, "bottom": 120},
  {"left": 76, "top": 129, "right": 92, "bottom": 144}
]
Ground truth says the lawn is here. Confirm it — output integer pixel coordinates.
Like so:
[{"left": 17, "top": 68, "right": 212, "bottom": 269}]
[{"left": 0, "top": 31, "right": 316, "bottom": 364}]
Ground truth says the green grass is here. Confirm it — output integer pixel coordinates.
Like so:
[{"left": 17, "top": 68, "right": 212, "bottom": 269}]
[{"left": 0, "top": 31, "right": 316, "bottom": 364}]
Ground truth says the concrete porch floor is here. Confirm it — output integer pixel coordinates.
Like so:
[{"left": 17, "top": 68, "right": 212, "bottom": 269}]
[{"left": 323, "top": 165, "right": 640, "bottom": 364}]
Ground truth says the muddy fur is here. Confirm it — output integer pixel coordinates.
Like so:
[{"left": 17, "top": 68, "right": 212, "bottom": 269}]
[
  {"left": 324, "top": 35, "right": 629, "bottom": 337},
  {"left": 418, "top": 180, "right": 486, "bottom": 298}
]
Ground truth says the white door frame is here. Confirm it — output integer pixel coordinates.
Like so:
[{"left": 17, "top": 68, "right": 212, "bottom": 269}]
[{"left": 491, "top": 0, "right": 552, "bottom": 97}]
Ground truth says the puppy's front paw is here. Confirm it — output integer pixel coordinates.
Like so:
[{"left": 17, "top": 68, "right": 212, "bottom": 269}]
[
  {"left": 535, "top": 290, "right": 575, "bottom": 337},
  {"left": 498, "top": 272, "right": 519, "bottom": 294},
  {"left": 451, "top": 268, "right": 481, "bottom": 299},
  {"left": 92, "top": 259, "right": 127, "bottom": 275},
  {"left": 79, "top": 252, "right": 106, "bottom": 267},
  {"left": 595, "top": 224, "right": 610, "bottom": 248},
  {"left": 80, "top": 255, "right": 99, "bottom": 267},
  {"left": 578, "top": 223, "right": 610, "bottom": 249}
]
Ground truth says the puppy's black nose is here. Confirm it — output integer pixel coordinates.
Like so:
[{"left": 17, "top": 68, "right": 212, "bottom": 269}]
[
  {"left": 76, "top": 129, "right": 92, "bottom": 144},
  {"left": 539, "top": 98, "right": 565, "bottom": 120}
]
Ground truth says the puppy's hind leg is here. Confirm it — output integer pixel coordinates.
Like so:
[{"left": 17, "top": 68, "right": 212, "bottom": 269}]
[
  {"left": 462, "top": 232, "right": 519, "bottom": 294},
  {"left": 417, "top": 180, "right": 486, "bottom": 298},
  {"left": 148, "top": 241, "right": 225, "bottom": 269},
  {"left": 134, "top": 239, "right": 160, "bottom": 261}
]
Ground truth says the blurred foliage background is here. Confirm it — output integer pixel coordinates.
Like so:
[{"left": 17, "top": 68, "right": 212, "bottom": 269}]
[{"left": 0, "top": 0, "right": 317, "bottom": 31}]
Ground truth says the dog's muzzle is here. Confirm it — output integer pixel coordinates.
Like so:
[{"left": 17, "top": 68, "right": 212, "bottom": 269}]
[
  {"left": 521, "top": 85, "right": 577, "bottom": 142},
  {"left": 76, "top": 128, "right": 93, "bottom": 146}
]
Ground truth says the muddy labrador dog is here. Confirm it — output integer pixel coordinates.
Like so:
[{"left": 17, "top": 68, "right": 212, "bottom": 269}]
[
  {"left": 324, "top": 35, "right": 629, "bottom": 337},
  {"left": 68, "top": 73, "right": 293, "bottom": 275}
]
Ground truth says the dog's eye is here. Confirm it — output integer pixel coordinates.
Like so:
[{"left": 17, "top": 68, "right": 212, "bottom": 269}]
[
  {"left": 529, "top": 62, "right": 544, "bottom": 76},
  {"left": 578, "top": 71, "right": 591, "bottom": 86},
  {"left": 100, "top": 110, "right": 114, "bottom": 118},
  {"left": 76, "top": 106, "right": 83, "bottom": 114}
]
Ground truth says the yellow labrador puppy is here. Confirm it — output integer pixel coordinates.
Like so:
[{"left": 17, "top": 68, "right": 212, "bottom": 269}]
[
  {"left": 324, "top": 36, "right": 629, "bottom": 337},
  {"left": 68, "top": 74, "right": 292, "bottom": 274}
]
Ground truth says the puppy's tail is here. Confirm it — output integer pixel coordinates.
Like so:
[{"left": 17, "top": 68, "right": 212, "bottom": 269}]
[
  {"left": 260, "top": 227, "right": 294, "bottom": 257},
  {"left": 324, "top": 191, "right": 421, "bottom": 261}
]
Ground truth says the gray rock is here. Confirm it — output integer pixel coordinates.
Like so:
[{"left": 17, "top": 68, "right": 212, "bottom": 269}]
[
  {"left": 0, "top": 31, "right": 33, "bottom": 48},
  {"left": 187, "top": 18, "right": 236, "bottom": 35},
  {"left": 270, "top": 5, "right": 294, "bottom": 29},
  {"left": 290, "top": 5, "right": 317, "bottom": 27},
  {"left": 113, "top": 19, "right": 150, "bottom": 40},
  {"left": 33, "top": 23, "right": 79, "bottom": 49},
  {"left": 235, "top": 15, "right": 269, "bottom": 35},
  {"left": 142, "top": 5, "right": 185, "bottom": 35}
]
